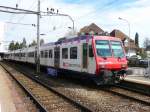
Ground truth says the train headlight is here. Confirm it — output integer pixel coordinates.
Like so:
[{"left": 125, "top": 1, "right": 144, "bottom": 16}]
[
  {"left": 99, "top": 62, "right": 112, "bottom": 68},
  {"left": 100, "top": 64, "right": 105, "bottom": 68}
]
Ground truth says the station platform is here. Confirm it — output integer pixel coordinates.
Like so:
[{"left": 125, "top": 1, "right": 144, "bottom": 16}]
[
  {"left": 124, "top": 75, "right": 150, "bottom": 86},
  {"left": 125, "top": 67, "right": 150, "bottom": 86},
  {"left": 0, "top": 65, "right": 31, "bottom": 112}
]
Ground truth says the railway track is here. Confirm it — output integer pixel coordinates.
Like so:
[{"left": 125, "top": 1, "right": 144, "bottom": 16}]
[
  {"left": 2, "top": 61, "right": 150, "bottom": 112},
  {"left": 100, "top": 86, "right": 150, "bottom": 106},
  {"left": 100, "top": 76, "right": 150, "bottom": 106},
  {"left": 0, "top": 62, "right": 92, "bottom": 112},
  {"left": 118, "top": 80, "right": 150, "bottom": 96}
]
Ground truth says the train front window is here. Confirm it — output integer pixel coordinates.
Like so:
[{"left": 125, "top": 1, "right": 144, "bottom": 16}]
[
  {"left": 111, "top": 41, "right": 124, "bottom": 58},
  {"left": 95, "top": 40, "right": 112, "bottom": 57}
]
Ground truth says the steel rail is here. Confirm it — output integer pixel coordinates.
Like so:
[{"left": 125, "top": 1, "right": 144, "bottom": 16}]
[
  {"left": 0, "top": 62, "right": 48, "bottom": 112},
  {"left": 2, "top": 62, "right": 92, "bottom": 112},
  {"left": 99, "top": 87, "right": 150, "bottom": 106},
  {"left": 115, "top": 81, "right": 150, "bottom": 96}
]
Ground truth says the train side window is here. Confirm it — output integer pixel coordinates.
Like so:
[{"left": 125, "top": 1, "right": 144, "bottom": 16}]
[
  {"left": 89, "top": 45, "right": 94, "bottom": 57},
  {"left": 28, "top": 53, "right": 30, "bottom": 57},
  {"left": 45, "top": 50, "right": 48, "bottom": 58},
  {"left": 62, "top": 48, "right": 68, "bottom": 59},
  {"left": 31, "top": 52, "right": 33, "bottom": 57},
  {"left": 70, "top": 47, "right": 77, "bottom": 59},
  {"left": 41, "top": 51, "right": 44, "bottom": 58},
  {"left": 31, "top": 52, "right": 34, "bottom": 57},
  {"left": 49, "top": 50, "right": 53, "bottom": 58},
  {"left": 35, "top": 52, "right": 37, "bottom": 58}
]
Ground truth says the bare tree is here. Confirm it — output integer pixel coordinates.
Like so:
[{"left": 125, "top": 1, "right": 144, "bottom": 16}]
[{"left": 143, "top": 37, "right": 150, "bottom": 48}]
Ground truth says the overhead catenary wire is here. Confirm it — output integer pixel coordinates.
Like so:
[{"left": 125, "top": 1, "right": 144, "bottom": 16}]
[
  {"left": 5, "top": 21, "right": 36, "bottom": 26},
  {"left": 0, "top": 9, "right": 37, "bottom": 14},
  {"left": 41, "top": 11, "right": 74, "bottom": 30},
  {"left": 7, "top": 0, "right": 28, "bottom": 29},
  {"left": 13, "top": 0, "right": 46, "bottom": 28},
  {"left": 0, "top": 5, "right": 37, "bottom": 13},
  {"left": 9, "top": 0, "right": 38, "bottom": 31}
]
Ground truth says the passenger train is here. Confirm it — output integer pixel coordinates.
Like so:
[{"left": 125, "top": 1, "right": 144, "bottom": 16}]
[{"left": 4, "top": 35, "right": 128, "bottom": 85}]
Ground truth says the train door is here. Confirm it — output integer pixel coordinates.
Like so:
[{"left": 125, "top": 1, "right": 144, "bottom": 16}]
[
  {"left": 54, "top": 46, "right": 60, "bottom": 68},
  {"left": 82, "top": 43, "right": 88, "bottom": 71},
  {"left": 34, "top": 50, "right": 37, "bottom": 64},
  {"left": 88, "top": 44, "right": 96, "bottom": 74}
]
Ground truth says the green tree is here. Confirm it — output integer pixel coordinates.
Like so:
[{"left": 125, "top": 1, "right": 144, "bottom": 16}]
[
  {"left": 135, "top": 32, "right": 139, "bottom": 47},
  {"left": 8, "top": 41, "right": 15, "bottom": 51},
  {"left": 29, "top": 40, "right": 37, "bottom": 47},
  {"left": 19, "top": 38, "right": 27, "bottom": 49},
  {"left": 22, "top": 38, "right": 27, "bottom": 48},
  {"left": 14, "top": 42, "right": 20, "bottom": 50},
  {"left": 139, "top": 51, "right": 147, "bottom": 59}
]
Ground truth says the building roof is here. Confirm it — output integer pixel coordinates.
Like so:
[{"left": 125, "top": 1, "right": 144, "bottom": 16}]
[
  {"left": 110, "top": 29, "right": 138, "bottom": 50},
  {"left": 110, "top": 29, "right": 128, "bottom": 41},
  {"left": 110, "top": 29, "right": 134, "bottom": 42},
  {"left": 79, "top": 23, "right": 104, "bottom": 35}
]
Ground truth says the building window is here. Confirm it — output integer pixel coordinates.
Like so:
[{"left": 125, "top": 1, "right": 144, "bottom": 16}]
[
  {"left": 62, "top": 48, "right": 68, "bottom": 59},
  {"left": 49, "top": 50, "right": 53, "bottom": 58},
  {"left": 70, "top": 47, "right": 77, "bottom": 59}
]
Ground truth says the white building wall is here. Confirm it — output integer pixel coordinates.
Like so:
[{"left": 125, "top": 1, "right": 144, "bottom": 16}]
[
  {"left": 126, "top": 49, "right": 136, "bottom": 57},
  {"left": 146, "top": 51, "right": 150, "bottom": 58}
]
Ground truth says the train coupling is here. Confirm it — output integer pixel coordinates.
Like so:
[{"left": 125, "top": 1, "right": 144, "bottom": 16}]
[{"left": 113, "top": 69, "right": 127, "bottom": 82}]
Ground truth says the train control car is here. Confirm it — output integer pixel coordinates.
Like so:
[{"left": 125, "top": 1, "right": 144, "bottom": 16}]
[{"left": 4, "top": 35, "right": 128, "bottom": 85}]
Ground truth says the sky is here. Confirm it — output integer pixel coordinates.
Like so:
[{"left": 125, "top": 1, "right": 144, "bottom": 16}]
[
  {"left": 0, "top": 22, "right": 5, "bottom": 52},
  {"left": 0, "top": 0, "right": 150, "bottom": 50}
]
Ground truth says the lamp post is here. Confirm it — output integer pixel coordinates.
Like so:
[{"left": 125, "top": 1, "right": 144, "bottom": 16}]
[{"left": 118, "top": 17, "right": 131, "bottom": 57}]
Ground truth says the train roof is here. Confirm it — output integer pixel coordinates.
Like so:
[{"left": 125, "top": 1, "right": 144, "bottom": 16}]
[
  {"left": 5, "top": 35, "right": 122, "bottom": 53},
  {"left": 24, "top": 35, "right": 122, "bottom": 48},
  {"left": 54, "top": 35, "right": 121, "bottom": 45}
]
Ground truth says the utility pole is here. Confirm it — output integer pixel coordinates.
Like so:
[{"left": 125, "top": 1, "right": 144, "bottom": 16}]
[
  {"left": 0, "top": 2, "right": 74, "bottom": 74},
  {"left": 36, "top": 0, "right": 40, "bottom": 74},
  {"left": 0, "top": 3, "right": 40, "bottom": 74}
]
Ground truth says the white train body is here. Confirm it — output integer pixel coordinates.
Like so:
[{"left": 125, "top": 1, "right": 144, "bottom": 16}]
[{"left": 4, "top": 35, "right": 128, "bottom": 85}]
